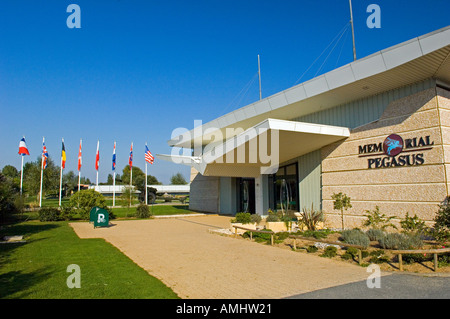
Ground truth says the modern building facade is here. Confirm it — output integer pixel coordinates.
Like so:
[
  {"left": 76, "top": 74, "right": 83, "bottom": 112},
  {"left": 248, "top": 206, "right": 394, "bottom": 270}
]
[{"left": 158, "top": 26, "right": 450, "bottom": 228}]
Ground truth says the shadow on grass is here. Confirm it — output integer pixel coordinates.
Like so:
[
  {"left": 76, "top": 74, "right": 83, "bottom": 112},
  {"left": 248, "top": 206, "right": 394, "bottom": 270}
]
[
  {"left": 1, "top": 223, "right": 60, "bottom": 238},
  {"left": 0, "top": 268, "right": 54, "bottom": 299}
]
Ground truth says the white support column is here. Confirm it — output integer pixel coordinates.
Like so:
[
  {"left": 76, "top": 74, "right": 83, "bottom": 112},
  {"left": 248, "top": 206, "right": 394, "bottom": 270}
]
[{"left": 255, "top": 174, "right": 269, "bottom": 216}]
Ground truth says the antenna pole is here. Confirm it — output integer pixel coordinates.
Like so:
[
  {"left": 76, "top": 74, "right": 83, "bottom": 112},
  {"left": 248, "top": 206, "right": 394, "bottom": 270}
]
[
  {"left": 258, "top": 54, "right": 262, "bottom": 100},
  {"left": 349, "top": 0, "right": 357, "bottom": 61}
]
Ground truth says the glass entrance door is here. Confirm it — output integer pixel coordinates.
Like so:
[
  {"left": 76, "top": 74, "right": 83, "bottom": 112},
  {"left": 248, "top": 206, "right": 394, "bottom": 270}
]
[
  {"left": 270, "top": 163, "right": 299, "bottom": 214},
  {"left": 237, "top": 178, "right": 255, "bottom": 214}
]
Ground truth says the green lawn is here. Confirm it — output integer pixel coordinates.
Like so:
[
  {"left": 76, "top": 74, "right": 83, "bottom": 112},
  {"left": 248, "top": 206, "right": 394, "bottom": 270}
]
[
  {"left": 110, "top": 205, "right": 194, "bottom": 219},
  {"left": 0, "top": 221, "right": 179, "bottom": 299}
]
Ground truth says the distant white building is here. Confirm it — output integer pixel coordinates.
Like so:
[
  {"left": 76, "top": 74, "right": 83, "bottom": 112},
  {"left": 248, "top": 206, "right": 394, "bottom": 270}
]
[
  {"left": 148, "top": 184, "right": 190, "bottom": 195},
  {"left": 89, "top": 184, "right": 190, "bottom": 196},
  {"left": 89, "top": 185, "right": 141, "bottom": 196}
]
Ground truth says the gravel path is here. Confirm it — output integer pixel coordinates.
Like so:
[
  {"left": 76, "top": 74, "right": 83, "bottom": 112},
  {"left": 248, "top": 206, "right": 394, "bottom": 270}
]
[{"left": 70, "top": 215, "right": 382, "bottom": 299}]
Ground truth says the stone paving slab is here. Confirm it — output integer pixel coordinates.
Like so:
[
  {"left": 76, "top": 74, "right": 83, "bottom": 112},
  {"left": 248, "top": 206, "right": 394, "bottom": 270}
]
[{"left": 70, "top": 215, "right": 386, "bottom": 299}]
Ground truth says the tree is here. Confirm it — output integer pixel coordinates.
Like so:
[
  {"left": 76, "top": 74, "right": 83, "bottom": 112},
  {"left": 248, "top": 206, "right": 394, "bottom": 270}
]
[
  {"left": 1, "top": 165, "right": 19, "bottom": 179},
  {"left": 170, "top": 172, "right": 188, "bottom": 185},
  {"left": 0, "top": 173, "right": 18, "bottom": 221},
  {"left": 23, "top": 156, "right": 60, "bottom": 199},
  {"left": 331, "top": 192, "right": 352, "bottom": 230},
  {"left": 121, "top": 165, "right": 161, "bottom": 201},
  {"left": 120, "top": 186, "right": 136, "bottom": 217},
  {"left": 62, "top": 170, "right": 78, "bottom": 196},
  {"left": 1, "top": 165, "right": 20, "bottom": 192}
]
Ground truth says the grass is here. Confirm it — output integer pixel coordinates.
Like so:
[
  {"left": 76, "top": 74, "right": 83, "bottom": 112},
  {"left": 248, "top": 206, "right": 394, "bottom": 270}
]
[
  {"left": 0, "top": 221, "right": 180, "bottom": 299},
  {"left": 106, "top": 205, "right": 195, "bottom": 219},
  {"left": 19, "top": 199, "right": 197, "bottom": 221}
]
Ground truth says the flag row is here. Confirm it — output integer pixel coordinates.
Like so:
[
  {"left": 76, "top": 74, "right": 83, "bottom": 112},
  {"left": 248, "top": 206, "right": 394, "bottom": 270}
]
[{"left": 18, "top": 137, "right": 155, "bottom": 172}]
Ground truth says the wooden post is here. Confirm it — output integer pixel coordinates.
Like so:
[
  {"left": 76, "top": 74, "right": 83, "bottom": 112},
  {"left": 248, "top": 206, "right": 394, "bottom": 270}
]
[
  {"left": 293, "top": 239, "right": 297, "bottom": 251},
  {"left": 358, "top": 249, "right": 362, "bottom": 265},
  {"left": 234, "top": 227, "right": 237, "bottom": 238},
  {"left": 399, "top": 253, "right": 403, "bottom": 271},
  {"left": 434, "top": 253, "right": 438, "bottom": 272},
  {"left": 270, "top": 234, "right": 274, "bottom": 246},
  {"left": 250, "top": 231, "right": 253, "bottom": 241}
]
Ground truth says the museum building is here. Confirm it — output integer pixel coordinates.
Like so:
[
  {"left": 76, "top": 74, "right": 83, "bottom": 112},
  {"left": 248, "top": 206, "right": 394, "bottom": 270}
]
[{"left": 158, "top": 26, "right": 450, "bottom": 228}]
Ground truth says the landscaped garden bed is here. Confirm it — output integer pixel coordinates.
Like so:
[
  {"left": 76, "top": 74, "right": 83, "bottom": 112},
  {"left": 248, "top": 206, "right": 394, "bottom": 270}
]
[{"left": 230, "top": 196, "right": 450, "bottom": 273}]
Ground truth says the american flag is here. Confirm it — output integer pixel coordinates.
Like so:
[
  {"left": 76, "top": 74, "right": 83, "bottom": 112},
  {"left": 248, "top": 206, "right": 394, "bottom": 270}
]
[
  {"left": 145, "top": 144, "right": 154, "bottom": 164},
  {"left": 42, "top": 140, "right": 49, "bottom": 169}
]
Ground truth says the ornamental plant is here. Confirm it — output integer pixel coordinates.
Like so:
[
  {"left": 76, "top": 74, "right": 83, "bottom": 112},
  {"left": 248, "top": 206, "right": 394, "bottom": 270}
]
[
  {"left": 362, "top": 206, "right": 397, "bottom": 231},
  {"left": 331, "top": 192, "right": 352, "bottom": 230},
  {"left": 231, "top": 212, "right": 252, "bottom": 224},
  {"left": 400, "top": 213, "right": 426, "bottom": 235},
  {"left": 432, "top": 198, "right": 450, "bottom": 242},
  {"left": 341, "top": 229, "right": 370, "bottom": 248}
]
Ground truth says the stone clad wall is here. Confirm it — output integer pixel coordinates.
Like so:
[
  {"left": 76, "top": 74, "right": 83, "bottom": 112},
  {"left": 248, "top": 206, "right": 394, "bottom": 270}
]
[
  {"left": 189, "top": 171, "right": 220, "bottom": 214},
  {"left": 321, "top": 87, "right": 450, "bottom": 228}
]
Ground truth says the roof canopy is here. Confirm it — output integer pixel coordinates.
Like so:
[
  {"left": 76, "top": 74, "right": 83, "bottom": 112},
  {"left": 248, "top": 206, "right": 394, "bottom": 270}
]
[
  {"left": 157, "top": 119, "right": 350, "bottom": 177},
  {"left": 168, "top": 26, "right": 450, "bottom": 149}
]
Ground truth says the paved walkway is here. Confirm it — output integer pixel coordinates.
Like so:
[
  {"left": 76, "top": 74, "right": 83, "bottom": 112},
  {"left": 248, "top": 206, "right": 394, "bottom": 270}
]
[{"left": 70, "top": 215, "right": 387, "bottom": 299}]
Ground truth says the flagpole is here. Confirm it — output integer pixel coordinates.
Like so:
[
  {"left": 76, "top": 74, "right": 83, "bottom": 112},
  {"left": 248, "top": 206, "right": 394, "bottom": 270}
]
[
  {"left": 59, "top": 138, "right": 64, "bottom": 207},
  {"left": 20, "top": 152, "right": 24, "bottom": 196},
  {"left": 78, "top": 138, "right": 82, "bottom": 193},
  {"left": 39, "top": 137, "right": 44, "bottom": 208},
  {"left": 96, "top": 140, "right": 99, "bottom": 189},
  {"left": 112, "top": 141, "right": 116, "bottom": 207},
  {"left": 145, "top": 143, "right": 148, "bottom": 205},
  {"left": 130, "top": 142, "right": 133, "bottom": 205}
]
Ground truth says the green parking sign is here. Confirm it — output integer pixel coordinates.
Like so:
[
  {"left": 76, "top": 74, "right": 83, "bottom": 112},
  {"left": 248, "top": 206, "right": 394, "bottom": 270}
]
[{"left": 90, "top": 207, "right": 110, "bottom": 228}]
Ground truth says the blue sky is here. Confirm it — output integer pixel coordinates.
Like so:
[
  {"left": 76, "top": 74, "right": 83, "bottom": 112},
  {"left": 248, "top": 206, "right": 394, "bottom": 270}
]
[{"left": 1, "top": 0, "right": 449, "bottom": 184}]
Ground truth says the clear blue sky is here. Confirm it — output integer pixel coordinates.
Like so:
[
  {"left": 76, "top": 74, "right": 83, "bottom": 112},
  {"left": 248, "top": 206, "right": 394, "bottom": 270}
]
[{"left": 1, "top": 0, "right": 449, "bottom": 184}]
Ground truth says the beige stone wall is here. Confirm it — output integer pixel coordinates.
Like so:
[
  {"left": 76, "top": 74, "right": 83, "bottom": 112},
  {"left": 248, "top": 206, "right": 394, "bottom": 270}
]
[
  {"left": 437, "top": 87, "right": 450, "bottom": 195},
  {"left": 189, "top": 173, "right": 220, "bottom": 213},
  {"left": 321, "top": 87, "right": 450, "bottom": 229}
]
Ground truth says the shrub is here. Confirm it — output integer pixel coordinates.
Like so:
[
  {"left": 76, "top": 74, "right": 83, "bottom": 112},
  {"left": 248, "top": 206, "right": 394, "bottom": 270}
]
[
  {"left": 231, "top": 212, "right": 252, "bottom": 224},
  {"left": 243, "top": 229, "right": 273, "bottom": 243},
  {"left": 306, "top": 245, "right": 318, "bottom": 253},
  {"left": 135, "top": 203, "right": 152, "bottom": 219},
  {"left": 38, "top": 207, "right": 61, "bottom": 222},
  {"left": 368, "top": 250, "right": 390, "bottom": 264},
  {"left": 400, "top": 213, "right": 426, "bottom": 235},
  {"left": 320, "top": 246, "right": 337, "bottom": 258},
  {"left": 300, "top": 229, "right": 335, "bottom": 239},
  {"left": 341, "top": 229, "right": 370, "bottom": 248},
  {"left": 69, "top": 189, "right": 108, "bottom": 220},
  {"left": 250, "top": 214, "right": 262, "bottom": 225},
  {"left": 366, "top": 228, "right": 385, "bottom": 241},
  {"left": 341, "top": 247, "right": 368, "bottom": 260},
  {"left": 362, "top": 206, "right": 397, "bottom": 230},
  {"left": 378, "top": 233, "right": 423, "bottom": 250},
  {"left": 432, "top": 198, "right": 450, "bottom": 242},
  {"left": 266, "top": 210, "right": 281, "bottom": 222},
  {"left": 59, "top": 205, "right": 75, "bottom": 221},
  {"left": 401, "top": 253, "right": 430, "bottom": 264}
]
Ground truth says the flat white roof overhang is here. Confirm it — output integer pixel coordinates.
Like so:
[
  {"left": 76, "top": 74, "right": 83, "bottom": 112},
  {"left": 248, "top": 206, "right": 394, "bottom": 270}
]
[
  {"left": 157, "top": 119, "right": 350, "bottom": 177},
  {"left": 168, "top": 26, "right": 450, "bottom": 149}
]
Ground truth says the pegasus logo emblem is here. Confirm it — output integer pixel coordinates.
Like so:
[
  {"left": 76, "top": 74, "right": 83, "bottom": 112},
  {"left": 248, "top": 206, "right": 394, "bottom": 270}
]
[{"left": 383, "top": 134, "right": 404, "bottom": 157}]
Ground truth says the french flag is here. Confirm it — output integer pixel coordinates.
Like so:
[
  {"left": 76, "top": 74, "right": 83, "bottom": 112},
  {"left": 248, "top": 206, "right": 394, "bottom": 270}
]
[{"left": 18, "top": 137, "right": 30, "bottom": 156}]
